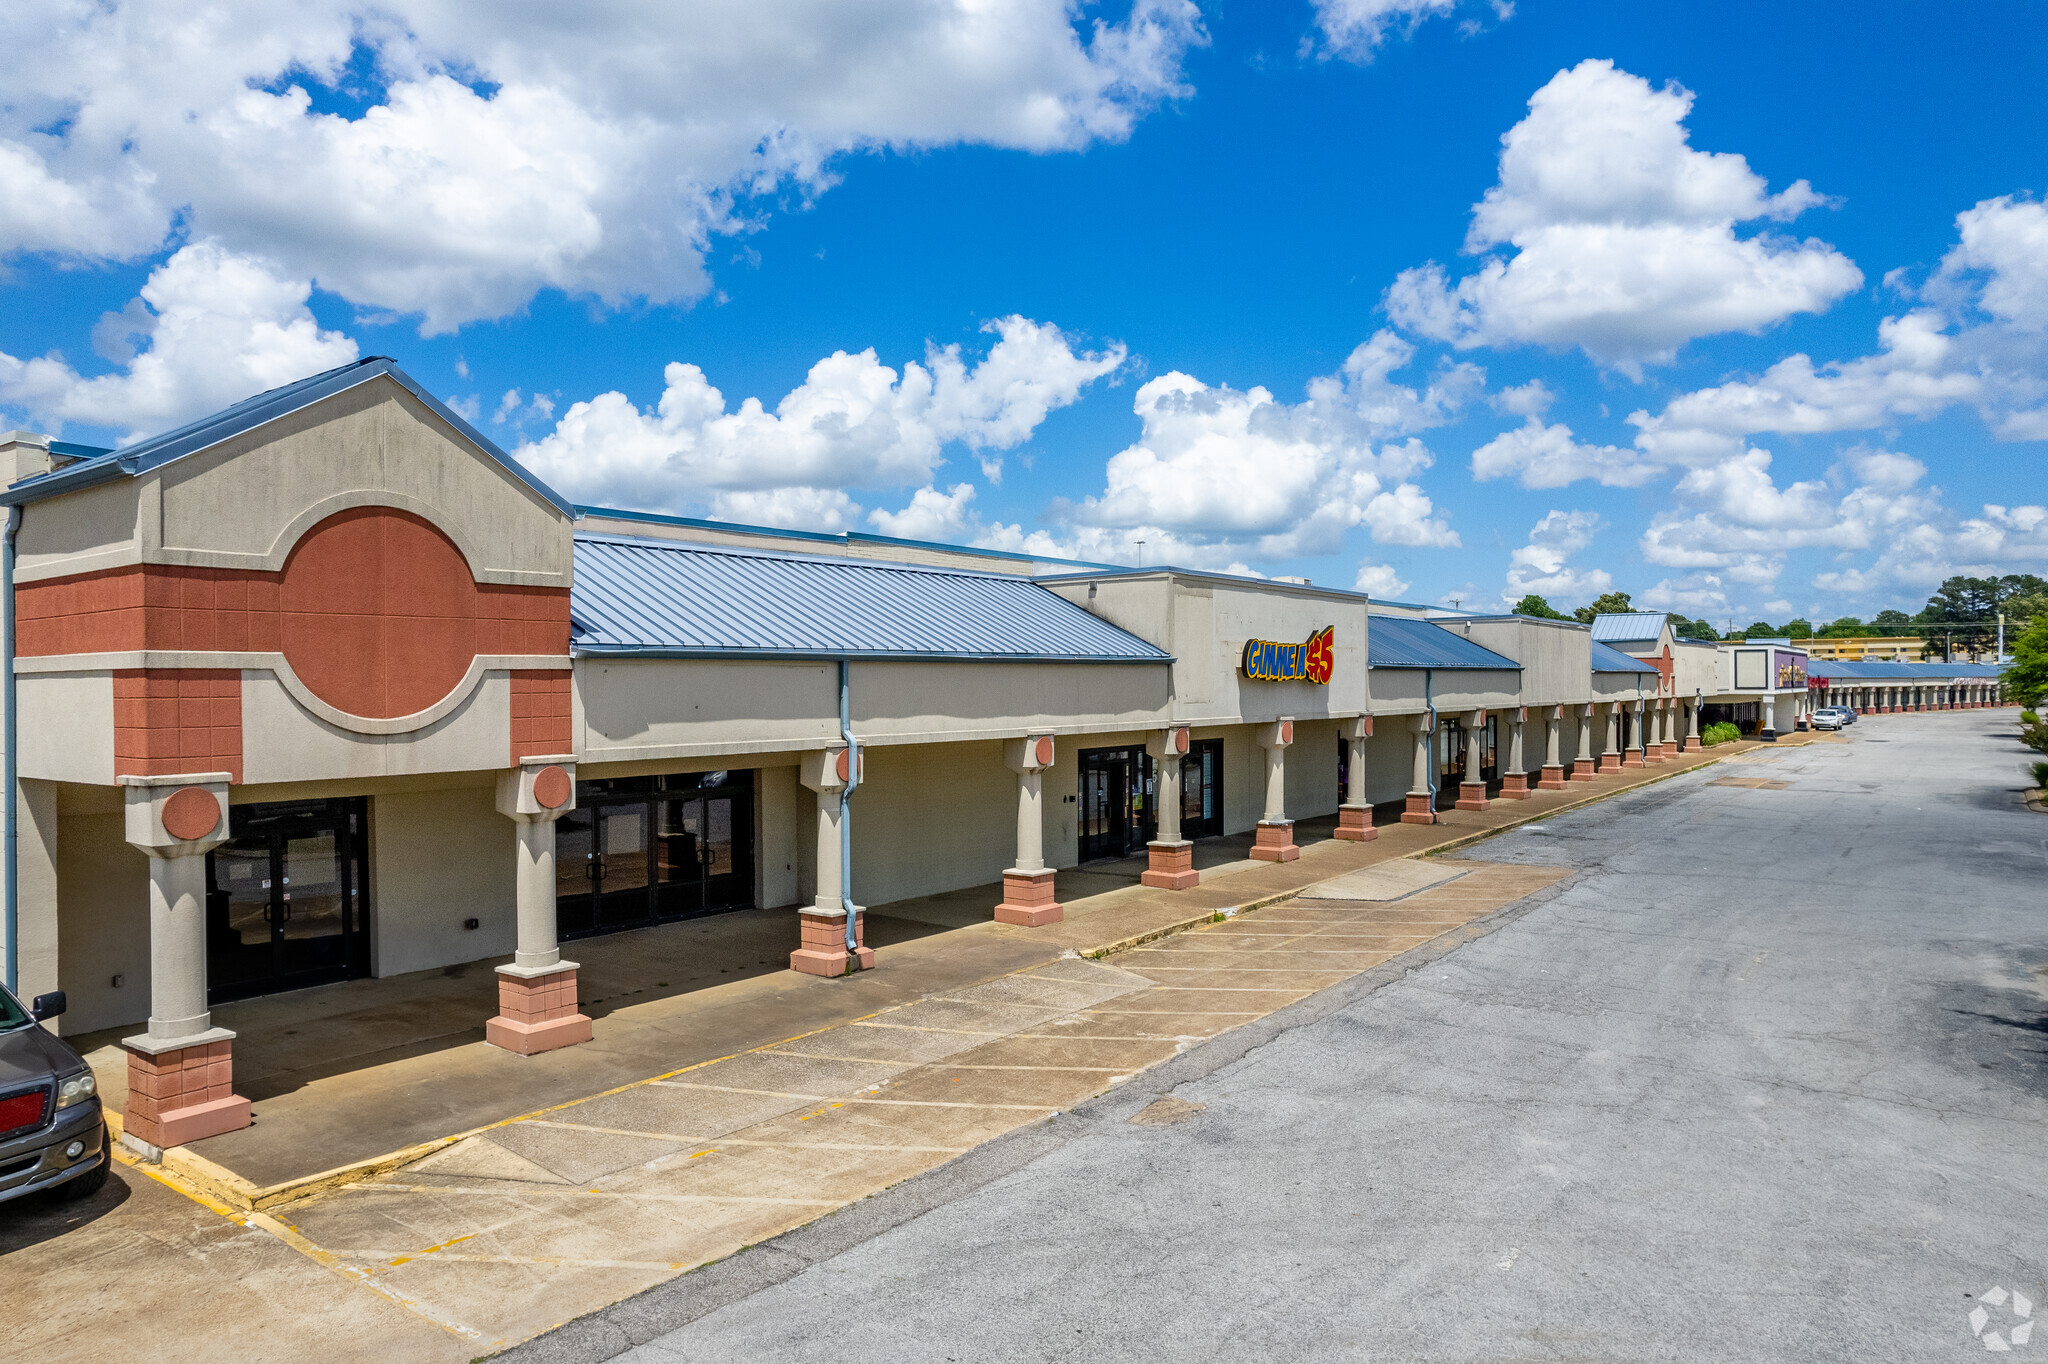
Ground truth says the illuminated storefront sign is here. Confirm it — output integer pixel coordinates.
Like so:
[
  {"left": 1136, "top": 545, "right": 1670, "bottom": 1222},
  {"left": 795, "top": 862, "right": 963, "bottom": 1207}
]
[{"left": 1242, "top": 626, "right": 1334, "bottom": 684}]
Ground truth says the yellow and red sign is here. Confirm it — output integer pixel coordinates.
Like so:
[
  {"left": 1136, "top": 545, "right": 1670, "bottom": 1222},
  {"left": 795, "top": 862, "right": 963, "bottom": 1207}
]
[{"left": 1242, "top": 627, "right": 1333, "bottom": 684}]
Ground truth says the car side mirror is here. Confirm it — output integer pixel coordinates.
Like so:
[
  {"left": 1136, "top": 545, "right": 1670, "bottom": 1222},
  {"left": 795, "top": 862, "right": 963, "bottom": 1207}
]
[{"left": 30, "top": 991, "right": 66, "bottom": 1021}]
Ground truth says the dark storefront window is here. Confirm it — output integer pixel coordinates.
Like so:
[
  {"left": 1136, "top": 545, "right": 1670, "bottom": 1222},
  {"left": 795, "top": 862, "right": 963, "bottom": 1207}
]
[
  {"left": 556, "top": 770, "right": 755, "bottom": 939},
  {"left": 1180, "top": 738, "right": 1224, "bottom": 840},
  {"left": 206, "top": 798, "right": 371, "bottom": 1003},
  {"left": 1078, "top": 747, "right": 1154, "bottom": 861}
]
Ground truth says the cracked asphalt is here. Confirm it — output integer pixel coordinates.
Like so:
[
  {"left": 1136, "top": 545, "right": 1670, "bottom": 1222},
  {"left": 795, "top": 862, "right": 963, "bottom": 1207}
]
[{"left": 516, "top": 711, "right": 2048, "bottom": 1362}]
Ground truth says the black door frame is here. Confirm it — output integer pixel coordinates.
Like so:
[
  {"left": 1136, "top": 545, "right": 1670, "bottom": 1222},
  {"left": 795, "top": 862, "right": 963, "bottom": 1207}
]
[
  {"left": 1181, "top": 738, "right": 1224, "bottom": 840},
  {"left": 557, "top": 770, "right": 756, "bottom": 941},
  {"left": 1078, "top": 746, "right": 1157, "bottom": 861},
  {"left": 205, "top": 797, "right": 371, "bottom": 1004}
]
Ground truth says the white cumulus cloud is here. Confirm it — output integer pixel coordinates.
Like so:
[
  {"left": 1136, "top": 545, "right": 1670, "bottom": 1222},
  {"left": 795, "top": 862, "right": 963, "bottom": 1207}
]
[
  {"left": 0, "top": 240, "right": 358, "bottom": 441},
  {"left": 1386, "top": 59, "right": 1861, "bottom": 370},
  {"left": 516, "top": 316, "right": 1122, "bottom": 516},
  {"left": 1470, "top": 417, "right": 1655, "bottom": 488},
  {"left": 1502, "top": 509, "right": 1611, "bottom": 606}
]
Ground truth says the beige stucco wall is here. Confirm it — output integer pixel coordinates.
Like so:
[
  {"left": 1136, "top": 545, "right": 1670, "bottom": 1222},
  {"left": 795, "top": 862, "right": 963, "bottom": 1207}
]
[
  {"left": 240, "top": 671, "right": 514, "bottom": 784},
  {"left": 756, "top": 763, "right": 802, "bottom": 911},
  {"left": 1358, "top": 726, "right": 1416, "bottom": 806},
  {"left": 369, "top": 782, "right": 517, "bottom": 978},
  {"left": 847, "top": 739, "right": 1018, "bottom": 908},
  {"left": 576, "top": 657, "right": 1174, "bottom": 766},
  {"left": 14, "top": 779, "right": 61, "bottom": 1009},
  {"left": 55, "top": 789, "right": 149, "bottom": 1036},
  {"left": 17, "top": 672, "right": 115, "bottom": 784},
  {"left": 1457, "top": 618, "right": 1591, "bottom": 706},
  {"left": 13, "top": 479, "right": 143, "bottom": 583}
]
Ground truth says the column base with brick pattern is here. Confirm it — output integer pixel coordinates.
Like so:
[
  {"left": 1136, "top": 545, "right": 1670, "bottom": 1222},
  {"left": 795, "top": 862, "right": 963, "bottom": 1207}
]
[
  {"left": 1623, "top": 751, "right": 1647, "bottom": 768},
  {"left": 1537, "top": 765, "right": 1568, "bottom": 790},
  {"left": 120, "top": 1029, "right": 250, "bottom": 1155},
  {"left": 1570, "top": 759, "right": 1597, "bottom": 782},
  {"left": 995, "top": 867, "right": 1065, "bottom": 924},
  {"left": 1333, "top": 804, "right": 1378, "bottom": 841},
  {"left": 487, "top": 964, "right": 593, "bottom": 1055},
  {"left": 1498, "top": 772, "right": 1532, "bottom": 799},
  {"left": 1400, "top": 793, "right": 1436, "bottom": 824},
  {"left": 1661, "top": 741, "right": 1678, "bottom": 759},
  {"left": 1250, "top": 820, "right": 1300, "bottom": 861},
  {"left": 1597, "top": 753, "right": 1626, "bottom": 773},
  {"left": 1454, "top": 781, "right": 1490, "bottom": 811},
  {"left": 791, "top": 908, "right": 874, "bottom": 976},
  {"left": 1140, "top": 840, "right": 1201, "bottom": 888}
]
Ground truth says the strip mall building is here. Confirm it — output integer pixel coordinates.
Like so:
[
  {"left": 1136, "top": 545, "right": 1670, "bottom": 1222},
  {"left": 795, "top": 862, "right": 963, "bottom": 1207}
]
[{"left": 0, "top": 360, "right": 2007, "bottom": 1154}]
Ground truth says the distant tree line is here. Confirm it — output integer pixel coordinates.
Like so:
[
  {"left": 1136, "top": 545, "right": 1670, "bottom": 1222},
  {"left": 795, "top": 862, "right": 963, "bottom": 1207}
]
[{"left": 1510, "top": 574, "right": 2047, "bottom": 657}]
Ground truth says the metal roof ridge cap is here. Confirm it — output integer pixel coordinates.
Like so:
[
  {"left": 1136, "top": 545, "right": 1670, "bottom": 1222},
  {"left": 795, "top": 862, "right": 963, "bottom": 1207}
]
[
  {"left": 574, "top": 529, "right": 1065, "bottom": 583},
  {"left": 1032, "top": 564, "right": 1375, "bottom": 601}
]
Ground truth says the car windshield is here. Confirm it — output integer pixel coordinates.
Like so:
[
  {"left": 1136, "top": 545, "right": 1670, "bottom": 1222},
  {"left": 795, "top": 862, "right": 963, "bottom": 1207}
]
[{"left": 0, "top": 987, "right": 30, "bottom": 1032}]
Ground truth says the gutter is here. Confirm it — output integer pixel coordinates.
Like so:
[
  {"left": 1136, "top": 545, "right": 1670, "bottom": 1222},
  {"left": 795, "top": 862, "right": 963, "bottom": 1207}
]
[
  {"left": 3, "top": 505, "right": 18, "bottom": 990},
  {"left": 1423, "top": 668, "right": 1438, "bottom": 824}
]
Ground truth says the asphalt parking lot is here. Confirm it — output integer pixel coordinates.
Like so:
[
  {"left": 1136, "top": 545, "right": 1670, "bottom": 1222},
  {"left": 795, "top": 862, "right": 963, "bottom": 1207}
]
[{"left": 535, "top": 712, "right": 2048, "bottom": 1362}]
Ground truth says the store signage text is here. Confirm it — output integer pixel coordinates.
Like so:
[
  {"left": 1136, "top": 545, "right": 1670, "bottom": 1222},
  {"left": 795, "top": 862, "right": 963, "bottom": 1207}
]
[
  {"left": 1773, "top": 650, "right": 1808, "bottom": 689},
  {"left": 1242, "top": 627, "right": 1334, "bottom": 684}
]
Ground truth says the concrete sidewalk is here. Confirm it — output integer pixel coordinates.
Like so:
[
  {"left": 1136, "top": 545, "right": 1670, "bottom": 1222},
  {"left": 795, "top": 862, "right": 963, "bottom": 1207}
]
[{"left": 78, "top": 738, "right": 1757, "bottom": 1204}]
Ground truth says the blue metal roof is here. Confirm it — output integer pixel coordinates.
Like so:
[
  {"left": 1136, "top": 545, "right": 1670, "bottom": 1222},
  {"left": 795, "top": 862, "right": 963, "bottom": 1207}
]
[
  {"left": 1, "top": 358, "right": 575, "bottom": 515},
  {"left": 1366, "top": 614, "right": 1521, "bottom": 670},
  {"left": 570, "top": 534, "right": 1173, "bottom": 663},
  {"left": 1806, "top": 659, "right": 2004, "bottom": 679},
  {"left": 1591, "top": 640, "right": 1660, "bottom": 673},
  {"left": 1591, "top": 612, "right": 1670, "bottom": 643}
]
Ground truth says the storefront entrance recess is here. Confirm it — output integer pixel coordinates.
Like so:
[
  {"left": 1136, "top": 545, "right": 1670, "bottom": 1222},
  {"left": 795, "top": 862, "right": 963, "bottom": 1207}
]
[
  {"left": 206, "top": 798, "right": 371, "bottom": 1003},
  {"left": 555, "top": 771, "right": 755, "bottom": 939},
  {"left": 1078, "top": 747, "right": 1155, "bottom": 861}
]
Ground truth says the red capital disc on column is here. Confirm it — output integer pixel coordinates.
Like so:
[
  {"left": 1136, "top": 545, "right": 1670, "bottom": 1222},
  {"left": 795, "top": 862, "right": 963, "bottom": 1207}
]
[
  {"left": 162, "top": 788, "right": 221, "bottom": 841},
  {"left": 1034, "top": 736, "right": 1055, "bottom": 766},
  {"left": 533, "top": 765, "right": 572, "bottom": 809}
]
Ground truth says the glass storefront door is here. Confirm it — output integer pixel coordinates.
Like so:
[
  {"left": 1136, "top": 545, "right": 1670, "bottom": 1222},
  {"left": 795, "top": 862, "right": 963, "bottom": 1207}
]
[
  {"left": 1180, "top": 738, "right": 1224, "bottom": 840},
  {"left": 557, "top": 770, "right": 755, "bottom": 940},
  {"left": 206, "top": 798, "right": 371, "bottom": 1002},
  {"left": 1078, "top": 747, "right": 1156, "bottom": 861}
]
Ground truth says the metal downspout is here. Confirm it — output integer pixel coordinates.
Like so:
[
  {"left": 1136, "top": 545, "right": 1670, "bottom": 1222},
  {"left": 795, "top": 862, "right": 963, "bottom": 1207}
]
[
  {"left": 1638, "top": 676, "right": 1648, "bottom": 762},
  {"left": 3, "top": 505, "right": 19, "bottom": 991},
  {"left": 1424, "top": 668, "right": 1437, "bottom": 824},
  {"left": 838, "top": 659, "right": 861, "bottom": 956}
]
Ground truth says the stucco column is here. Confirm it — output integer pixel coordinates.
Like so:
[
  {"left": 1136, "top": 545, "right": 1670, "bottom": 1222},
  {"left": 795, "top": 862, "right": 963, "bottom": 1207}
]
[
  {"left": 1455, "top": 709, "right": 1489, "bottom": 810},
  {"left": 1597, "top": 703, "right": 1625, "bottom": 772},
  {"left": 487, "top": 759, "right": 592, "bottom": 1056},
  {"left": 1622, "top": 701, "right": 1650, "bottom": 767},
  {"left": 1659, "top": 701, "right": 1679, "bottom": 759},
  {"left": 1251, "top": 719, "right": 1299, "bottom": 861},
  {"left": 1686, "top": 700, "right": 1702, "bottom": 749},
  {"left": 997, "top": 734, "right": 1066, "bottom": 921},
  {"left": 1402, "top": 713, "right": 1436, "bottom": 823},
  {"left": 119, "top": 773, "right": 249, "bottom": 1157},
  {"left": 1334, "top": 716, "right": 1377, "bottom": 841},
  {"left": 794, "top": 745, "right": 873, "bottom": 976},
  {"left": 1141, "top": 727, "right": 1204, "bottom": 884},
  {"left": 1760, "top": 693, "right": 1778, "bottom": 741},
  {"left": 1499, "top": 709, "right": 1532, "bottom": 798},
  {"left": 1538, "top": 705, "right": 1568, "bottom": 789},
  {"left": 1572, "top": 705, "right": 1598, "bottom": 781}
]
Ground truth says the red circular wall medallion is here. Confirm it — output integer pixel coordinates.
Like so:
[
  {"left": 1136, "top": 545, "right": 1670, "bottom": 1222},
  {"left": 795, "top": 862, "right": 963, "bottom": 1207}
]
[
  {"left": 1034, "top": 735, "right": 1055, "bottom": 766},
  {"left": 162, "top": 787, "right": 221, "bottom": 842},
  {"left": 281, "top": 508, "right": 478, "bottom": 719},
  {"left": 1279, "top": 720, "right": 1293, "bottom": 745},
  {"left": 532, "top": 765, "right": 572, "bottom": 810}
]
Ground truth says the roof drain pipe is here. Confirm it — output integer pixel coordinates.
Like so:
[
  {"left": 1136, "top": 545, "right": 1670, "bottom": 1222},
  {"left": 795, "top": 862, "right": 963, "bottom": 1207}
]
[
  {"left": 3, "top": 505, "right": 20, "bottom": 992},
  {"left": 1423, "top": 668, "right": 1438, "bottom": 825},
  {"left": 838, "top": 659, "right": 862, "bottom": 961}
]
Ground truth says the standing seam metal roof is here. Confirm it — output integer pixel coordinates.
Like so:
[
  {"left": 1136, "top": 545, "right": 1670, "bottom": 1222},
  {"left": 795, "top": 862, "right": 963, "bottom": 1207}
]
[
  {"left": 570, "top": 534, "right": 1172, "bottom": 662},
  {"left": 1805, "top": 659, "right": 2004, "bottom": 679},
  {"left": 1590, "top": 612, "right": 1671, "bottom": 643},
  {"left": 1591, "top": 640, "right": 1661, "bottom": 674},
  {"left": 1365, "top": 614, "right": 1520, "bottom": 670}
]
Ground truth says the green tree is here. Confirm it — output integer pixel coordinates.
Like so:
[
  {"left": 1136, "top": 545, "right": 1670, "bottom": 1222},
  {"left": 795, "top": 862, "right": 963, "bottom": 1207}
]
[
  {"left": 1688, "top": 617, "right": 1721, "bottom": 641},
  {"left": 1820, "top": 616, "right": 1864, "bottom": 637},
  {"left": 1573, "top": 590, "right": 1635, "bottom": 624},
  {"left": 1872, "top": 609, "right": 1911, "bottom": 629},
  {"left": 2006, "top": 612, "right": 2048, "bottom": 709},
  {"left": 1743, "top": 620, "right": 1776, "bottom": 638},
  {"left": 1918, "top": 574, "right": 2048, "bottom": 658},
  {"left": 1783, "top": 618, "right": 1815, "bottom": 639},
  {"left": 1512, "top": 593, "right": 1570, "bottom": 620}
]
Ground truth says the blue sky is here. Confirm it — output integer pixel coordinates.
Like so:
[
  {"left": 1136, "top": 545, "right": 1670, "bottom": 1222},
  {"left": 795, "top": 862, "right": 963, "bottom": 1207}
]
[{"left": 3, "top": 0, "right": 2044, "bottom": 625}]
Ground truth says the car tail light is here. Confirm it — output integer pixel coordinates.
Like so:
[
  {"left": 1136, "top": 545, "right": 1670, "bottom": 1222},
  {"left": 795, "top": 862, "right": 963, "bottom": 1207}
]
[{"left": 0, "top": 1087, "right": 51, "bottom": 1140}]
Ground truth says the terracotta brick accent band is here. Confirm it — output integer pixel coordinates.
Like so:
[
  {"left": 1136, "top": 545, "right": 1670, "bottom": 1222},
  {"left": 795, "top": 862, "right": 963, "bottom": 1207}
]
[
  {"left": 1141, "top": 840, "right": 1202, "bottom": 888},
  {"left": 1537, "top": 764, "right": 1569, "bottom": 790},
  {"left": 1401, "top": 792, "right": 1436, "bottom": 824},
  {"left": 1333, "top": 805, "right": 1378, "bottom": 841},
  {"left": 1499, "top": 772, "right": 1532, "bottom": 800},
  {"left": 995, "top": 868, "right": 1064, "bottom": 925},
  {"left": 114, "top": 669, "right": 242, "bottom": 782},
  {"left": 122, "top": 1039, "right": 250, "bottom": 1149},
  {"left": 486, "top": 968, "right": 592, "bottom": 1055},
  {"left": 511, "top": 670, "right": 573, "bottom": 761},
  {"left": 1455, "top": 781, "right": 1490, "bottom": 812},
  {"left": 1570, "top": 759, "right": 1597, "bottom": 782},
  {"left": 791, "top": 910, "right": 874, "bottom": 977},
  {"left": 1251, "top": 820, "right": 1299, "bottom": 862}
]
